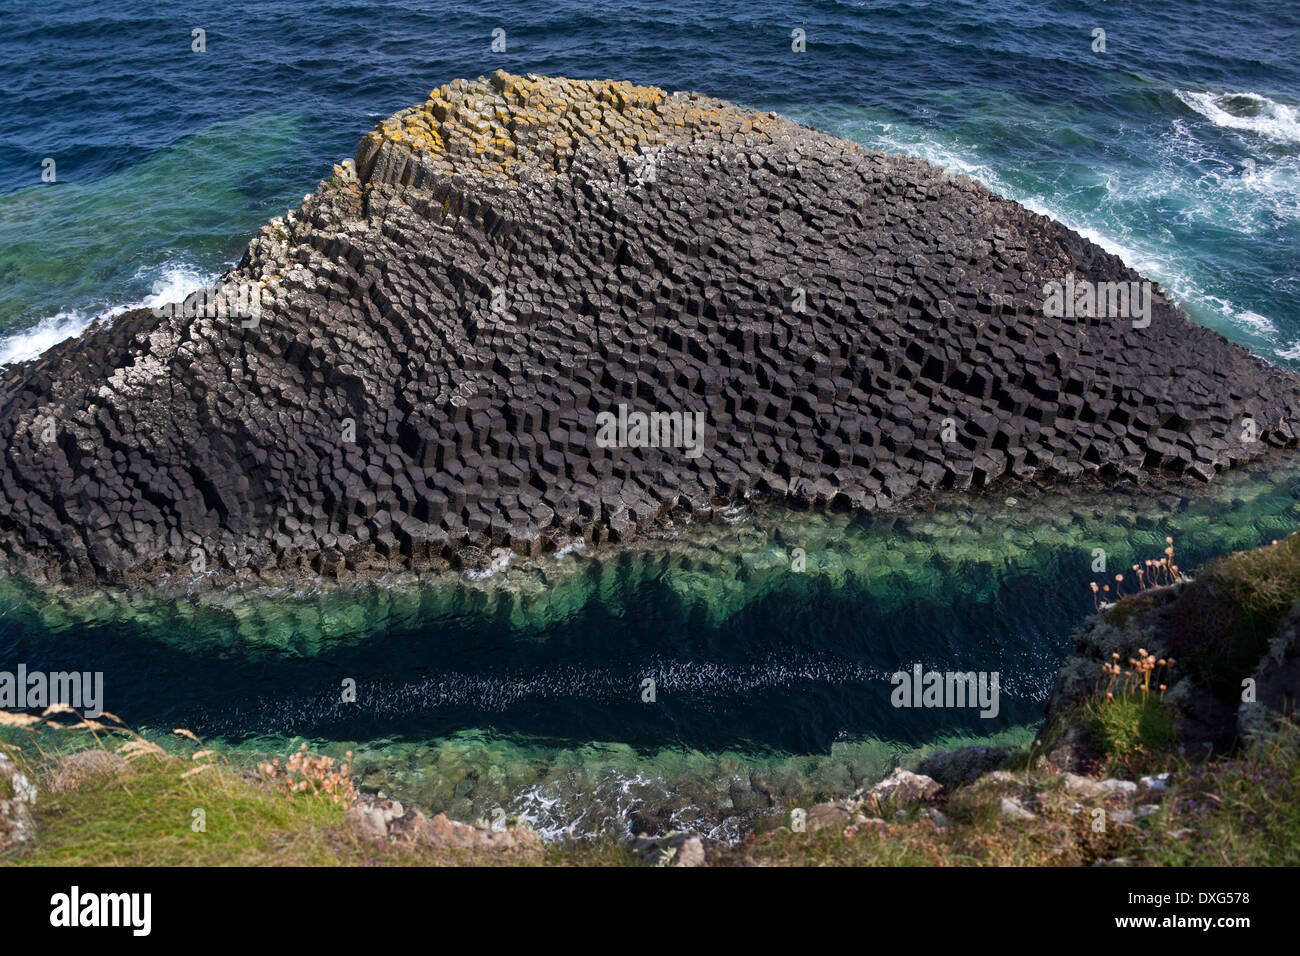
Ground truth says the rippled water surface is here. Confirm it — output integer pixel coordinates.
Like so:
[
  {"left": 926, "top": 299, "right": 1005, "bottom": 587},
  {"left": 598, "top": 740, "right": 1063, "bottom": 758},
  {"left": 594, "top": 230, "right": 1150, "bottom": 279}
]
[{"left": 2, "top": 0, "right": 1298, "bottom": 836}]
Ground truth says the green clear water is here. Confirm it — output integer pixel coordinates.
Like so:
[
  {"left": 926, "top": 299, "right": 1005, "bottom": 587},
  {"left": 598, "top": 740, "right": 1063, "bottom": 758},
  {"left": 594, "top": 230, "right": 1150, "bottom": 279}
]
[
  {"left": 0, "top": 112, "right": 314, "bottom": 361},
  {"left": 4, "top": 455, "right": 1299, "bottom": 838}
]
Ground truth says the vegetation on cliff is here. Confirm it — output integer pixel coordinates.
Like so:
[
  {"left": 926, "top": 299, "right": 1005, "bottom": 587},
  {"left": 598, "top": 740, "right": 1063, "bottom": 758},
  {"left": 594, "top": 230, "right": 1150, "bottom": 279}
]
[{"left": 5, "top": 530, "right": 1299, "bottom": 866}]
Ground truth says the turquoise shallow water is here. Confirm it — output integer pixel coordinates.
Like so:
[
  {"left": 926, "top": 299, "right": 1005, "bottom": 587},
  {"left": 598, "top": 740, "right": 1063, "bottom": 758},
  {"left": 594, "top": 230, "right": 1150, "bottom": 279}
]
[
  {"left": 2, "top": 0, "right": 1299, "bottom": 836},
  {"left": 4, "top": 457, "right": 1300, "bottom": 836}
]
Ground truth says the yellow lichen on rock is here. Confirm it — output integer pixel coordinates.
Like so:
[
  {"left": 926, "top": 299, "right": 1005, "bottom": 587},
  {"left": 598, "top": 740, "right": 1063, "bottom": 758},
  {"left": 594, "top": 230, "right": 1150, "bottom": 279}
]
[{"left": 355, "top": 71, "right": 784, "bottom": 188}]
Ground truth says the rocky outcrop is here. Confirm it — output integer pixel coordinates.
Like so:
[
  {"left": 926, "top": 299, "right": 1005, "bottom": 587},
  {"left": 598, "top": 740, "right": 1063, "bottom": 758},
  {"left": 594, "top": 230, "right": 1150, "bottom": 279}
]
[
  {"left": 1041, "top": 583, "right": 1236, "bottom": 763},
  {"left": 917, "top": 745, "right": 1010, "bottom": 789},
  {"left": 3, "top": 71, "right": 1299, "bottom": 585},
  {"left": 1241, "top": 605, "right": 1300, "bottom": 740},
  {"left": 863, "top": 768, "right": 942, "bottom": 806},
  {"left": 0, "top": 752, "right": 36, "bottom": 854},
  {"left": 1042, "top": 537, "right": 1300, "bottom": 763},
  {"left": 798, "top": 768, "right": 942, "bottom": 835},
  {"left": 633, "top": 829, "right": 708, "bottom": 867},
  {"left": 344, "top": 793, "right": 541, "bottom": 852}
]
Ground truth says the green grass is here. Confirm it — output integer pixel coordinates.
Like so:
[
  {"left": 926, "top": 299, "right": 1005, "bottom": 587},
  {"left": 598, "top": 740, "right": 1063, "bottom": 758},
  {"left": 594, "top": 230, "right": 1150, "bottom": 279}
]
[
  {"left": 1213, "top": 531, "right": 1300, "bottom": 627},
  {"left": 1171, "top": 531, "right": 1300, "bottom": 700},
  {"left": 15, "top": 754, "right": 350, "bottom": 866},
  {"left": 1089, "top": 693, "right": 1176, "bottom": 777},
  {"left": 714, "top": 724, "right": 1300, "bottom": 867},
  {"left": 0, "top": 727, "right": 626, "bottom": 867},
  {"left": 1103, "top": 592, "right": 1162, "bottom": 628},
  {"left": 1145, "top": 721, "right": 1300, "bottom": 866},
  {"left": 6, "top": 727, "right": 1299, "bottom": 867}
]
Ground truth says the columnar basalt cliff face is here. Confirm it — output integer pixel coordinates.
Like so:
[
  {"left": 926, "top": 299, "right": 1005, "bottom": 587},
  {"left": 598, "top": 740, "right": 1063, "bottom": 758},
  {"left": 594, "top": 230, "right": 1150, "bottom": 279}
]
[{"left": 2, "top": 71, "right": 1299, "bottom": 586}]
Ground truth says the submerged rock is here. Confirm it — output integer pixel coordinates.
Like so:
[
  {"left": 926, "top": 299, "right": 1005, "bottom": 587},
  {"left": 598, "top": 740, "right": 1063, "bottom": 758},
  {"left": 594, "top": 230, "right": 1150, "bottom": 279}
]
[{"left": 2, "top": 71, "right": 1299, "bottom": 586}]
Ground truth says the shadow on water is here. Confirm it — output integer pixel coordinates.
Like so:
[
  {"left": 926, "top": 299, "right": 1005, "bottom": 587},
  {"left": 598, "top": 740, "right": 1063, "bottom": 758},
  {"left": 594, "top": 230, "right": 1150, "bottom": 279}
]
[
  {"left": 3, "top": 457, "right": 1299, "bottom": 753},
  {"left": 3, "top": 457, "right": 1300, "bottom": 835}
]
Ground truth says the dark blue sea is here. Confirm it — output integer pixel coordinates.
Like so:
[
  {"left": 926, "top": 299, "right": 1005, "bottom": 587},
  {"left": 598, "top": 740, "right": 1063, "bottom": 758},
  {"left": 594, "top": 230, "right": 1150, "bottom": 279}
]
[{"left": 2, "top": 1, "right": 1299, "bottom": 836}]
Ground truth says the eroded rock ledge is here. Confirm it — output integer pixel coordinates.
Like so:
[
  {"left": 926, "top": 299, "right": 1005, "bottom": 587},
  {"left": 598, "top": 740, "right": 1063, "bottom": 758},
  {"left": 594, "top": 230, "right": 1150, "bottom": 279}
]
[{"left": 3, "top": 71, "right": 1299, "bottom": 586}]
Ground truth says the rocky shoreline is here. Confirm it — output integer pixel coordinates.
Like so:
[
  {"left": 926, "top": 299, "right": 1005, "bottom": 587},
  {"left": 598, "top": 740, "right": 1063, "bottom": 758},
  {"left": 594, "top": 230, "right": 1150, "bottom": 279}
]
[
  {"left": 1, "top": 72, "right": 1298, "bottom": 587},
  {"left": 626, "top": 531, "right": 1300, "bottom": 864},
  {"left": 5, "top": 532, "right": 1300, "bottom": 865}
]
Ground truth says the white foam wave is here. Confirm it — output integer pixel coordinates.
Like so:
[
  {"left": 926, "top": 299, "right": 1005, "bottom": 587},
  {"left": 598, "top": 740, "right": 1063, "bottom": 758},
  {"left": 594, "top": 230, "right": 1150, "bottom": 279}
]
[
  {"left": 551, "top": 538, "right": 587, "bottom": 560},
  {"left": 1175, "top": 89, "right": 1300, "bottom": 146},
  {"left": 0, "top": 310, "right": 104, "bottom": 368},
  {"left": 721, "top": 504, "right": 749, "bottom": 524},
  {"left": 463, "top": 547, "right": 514, "bottom": 581},
  {"left": 1234, "top": 309, "right": 1277, "bottom": 336},
  {"left": 0, "top": 263, "right": 213, "bottom": 368}
]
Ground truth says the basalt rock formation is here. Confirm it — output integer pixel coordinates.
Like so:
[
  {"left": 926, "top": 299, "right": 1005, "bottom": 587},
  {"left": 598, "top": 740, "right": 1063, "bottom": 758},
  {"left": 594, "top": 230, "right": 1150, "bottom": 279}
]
[{"left": 2, "top": 71, "right": 1300, "bottom": 586}]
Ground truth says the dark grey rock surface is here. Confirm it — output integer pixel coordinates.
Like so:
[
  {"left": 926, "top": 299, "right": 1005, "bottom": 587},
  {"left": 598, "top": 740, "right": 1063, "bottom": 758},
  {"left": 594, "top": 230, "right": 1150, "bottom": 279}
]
[{"left": 2, "top": 72, "right": 1298, "bottom": 586}]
